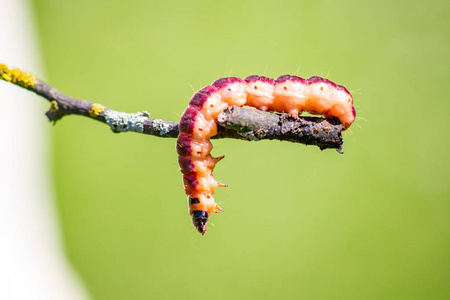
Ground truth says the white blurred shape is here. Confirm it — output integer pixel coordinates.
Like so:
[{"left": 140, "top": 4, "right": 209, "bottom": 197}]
[{"left": 0, "top": 0, "right": 89, "bottom": 299}]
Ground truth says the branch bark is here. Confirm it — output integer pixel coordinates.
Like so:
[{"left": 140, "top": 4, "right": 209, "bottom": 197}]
[{"left": 1, "top": 64, "right": 344, "bottom": 152}]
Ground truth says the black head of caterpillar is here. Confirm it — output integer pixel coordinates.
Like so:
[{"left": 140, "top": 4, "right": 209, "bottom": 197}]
[{"left": 192, "top": 211, "right": 209, "bottom": 235}]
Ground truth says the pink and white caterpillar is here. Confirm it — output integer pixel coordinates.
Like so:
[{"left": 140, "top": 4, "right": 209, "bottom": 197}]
[{"left": 177, "top": 75, "right": 355, "bottom": 234}]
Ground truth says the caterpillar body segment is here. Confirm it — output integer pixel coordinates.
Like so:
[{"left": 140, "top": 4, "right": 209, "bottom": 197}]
[{"left": 177, "top": 75, "right": 355, "bottom": 234}]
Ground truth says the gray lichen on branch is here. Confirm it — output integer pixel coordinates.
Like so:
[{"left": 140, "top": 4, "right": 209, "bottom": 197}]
[
  {"left": 104, "top": 110, "right": 150, "bottom": 133},
  {"left": 0, "top": 63, "right": 344, "bottom": 152}
]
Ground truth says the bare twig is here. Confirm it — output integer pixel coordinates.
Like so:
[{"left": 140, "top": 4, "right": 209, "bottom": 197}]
[{"left": 1, "top": 63, "right": 344, "bottom": 152}]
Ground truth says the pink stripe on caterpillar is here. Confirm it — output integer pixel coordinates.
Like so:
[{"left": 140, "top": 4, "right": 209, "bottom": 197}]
[
  {"left": 179, "top": 107, "right": 217, "bottom": 139},
  {"left": 306, "top": 76, "right": 337, "bottom": 86},
  {"left": 188, "top": 86, "right": 218, "bottom": 108},
  {"left": 178, "top": 156, "right": 221, "bottom": 175},
  {"left": 244, "top": 75, "right": 275, "bottom": 84},
  {"left": 183, "top": 172, "right": 218, "bottom": 194},
  {"left": 178, "top": 75, "right": 355, "bottom": 234},
  {"left": 176, "top": 133, "right": 212, "bottom": 158},
  {"left": 212, "top": 77, "right": 244, "bottom": 89},
  {"left": 275, "top": 75, "right": 307, "bottom": 85}
]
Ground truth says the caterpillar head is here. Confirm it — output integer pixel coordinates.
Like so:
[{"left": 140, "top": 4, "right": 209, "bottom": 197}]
[
  {"left": 188, "top": 193, "right": 223, "bottom": 235},
  {"left": 191, "top": 210, "right": 209, "bottom": 235}
]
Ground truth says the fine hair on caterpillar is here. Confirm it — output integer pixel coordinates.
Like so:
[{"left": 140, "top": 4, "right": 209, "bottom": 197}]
[{"left": 177, "top": 75, "right": 356, "bottom": 235}]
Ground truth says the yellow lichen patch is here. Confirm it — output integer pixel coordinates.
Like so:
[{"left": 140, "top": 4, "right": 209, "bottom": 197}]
[
  {"left": 0, "top": 63, "right": 37, "bottom": 88},
  {"left": 89, "top": 103, "right": 105, "bottom": 118},
  {"left": 49, "top": 100, "right": 59, "bottom": 113}
]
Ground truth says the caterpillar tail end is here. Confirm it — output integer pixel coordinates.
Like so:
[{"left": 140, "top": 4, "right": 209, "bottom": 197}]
[{"left": 192, "top": 211, "right": 209, "bottom": 235}]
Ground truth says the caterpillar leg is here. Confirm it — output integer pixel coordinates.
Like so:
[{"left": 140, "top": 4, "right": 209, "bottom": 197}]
[{"left": 214, "top": 203, "right": 223, "bottom": 212}]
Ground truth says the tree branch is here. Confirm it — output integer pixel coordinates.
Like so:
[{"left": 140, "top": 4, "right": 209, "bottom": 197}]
[{"left": 1, "top": 63, "right": 344, "bottom": 152}]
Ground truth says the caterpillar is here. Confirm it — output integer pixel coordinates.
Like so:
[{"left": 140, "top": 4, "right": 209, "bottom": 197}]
[{"left": 177, "top": 75, "right": 355, "bottom": 234}]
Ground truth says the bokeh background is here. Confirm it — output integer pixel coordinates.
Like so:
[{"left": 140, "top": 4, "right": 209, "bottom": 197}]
[{"left": 25, "top": 0, "right": 450, "bottom": 299}]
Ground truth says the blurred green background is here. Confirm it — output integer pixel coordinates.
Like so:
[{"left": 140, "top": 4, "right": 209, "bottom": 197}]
[{"left": 31, "top": 0, "right": 449, "bottom": 299}]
